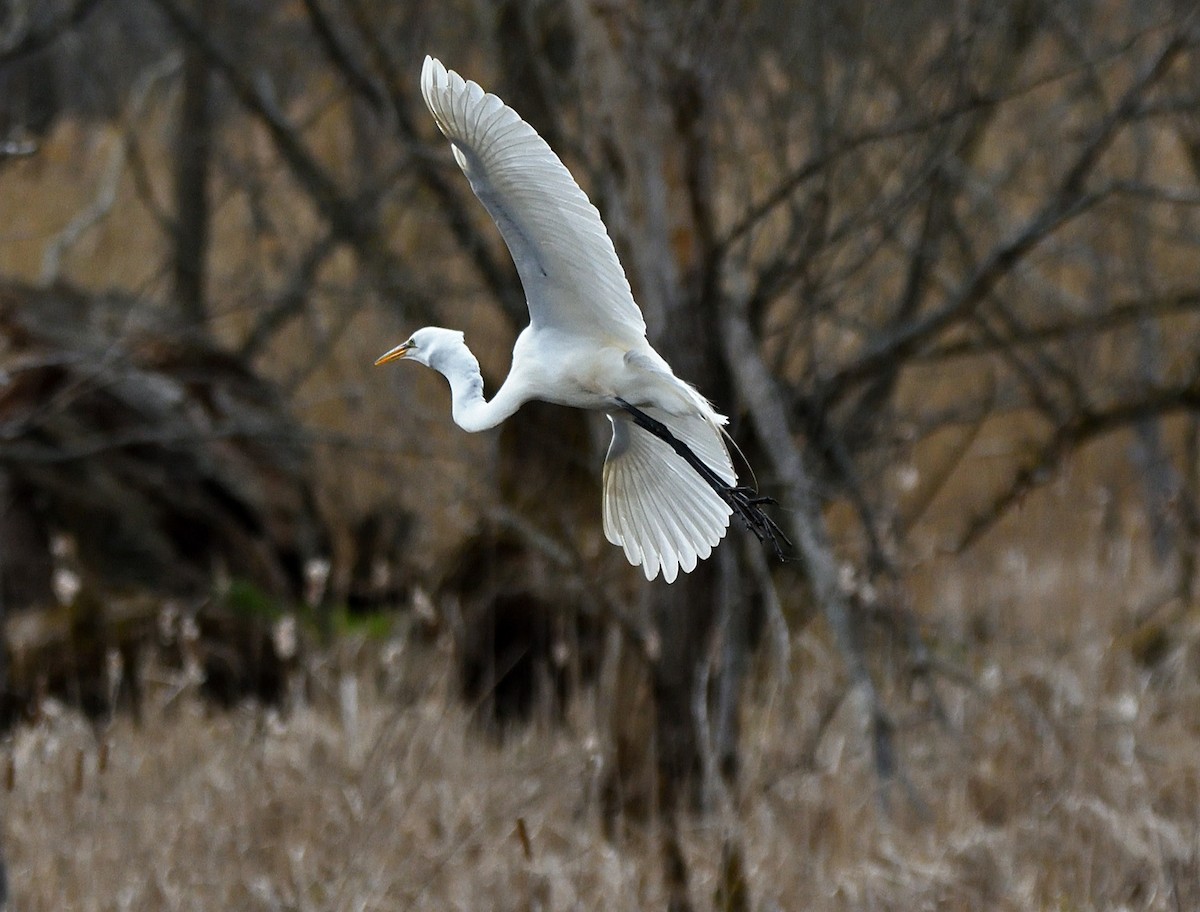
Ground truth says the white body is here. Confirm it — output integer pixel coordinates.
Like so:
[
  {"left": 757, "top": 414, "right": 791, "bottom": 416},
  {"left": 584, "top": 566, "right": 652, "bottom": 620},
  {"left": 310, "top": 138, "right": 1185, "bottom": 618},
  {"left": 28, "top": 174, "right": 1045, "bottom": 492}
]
[{"left": 379, "top": 57, "right": 737, "bottom": 583}]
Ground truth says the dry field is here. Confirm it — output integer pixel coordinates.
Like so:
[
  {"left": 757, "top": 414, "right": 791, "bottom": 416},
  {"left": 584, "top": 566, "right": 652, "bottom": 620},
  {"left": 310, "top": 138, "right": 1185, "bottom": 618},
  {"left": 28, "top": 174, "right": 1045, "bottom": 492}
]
[
  {"left": 3, "top": 11, "right": 1200, "bottom": 910},
  {"left": 4, "top": 477, "right": 1199, "bottom": 912}
]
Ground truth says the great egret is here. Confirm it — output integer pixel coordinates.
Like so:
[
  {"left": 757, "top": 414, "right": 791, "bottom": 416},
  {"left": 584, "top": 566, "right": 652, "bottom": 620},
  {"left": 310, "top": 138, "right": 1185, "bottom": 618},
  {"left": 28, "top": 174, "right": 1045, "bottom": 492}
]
[{"left": 376, "top": 56, "right": 783, "bottom": 583}]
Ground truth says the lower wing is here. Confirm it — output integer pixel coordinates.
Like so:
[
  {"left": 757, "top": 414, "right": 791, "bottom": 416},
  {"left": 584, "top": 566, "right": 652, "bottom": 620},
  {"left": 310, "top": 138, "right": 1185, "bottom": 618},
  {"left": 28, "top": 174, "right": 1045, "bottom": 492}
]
[{"left": 602, "top": 409, "right": 733, "bottom": 583}]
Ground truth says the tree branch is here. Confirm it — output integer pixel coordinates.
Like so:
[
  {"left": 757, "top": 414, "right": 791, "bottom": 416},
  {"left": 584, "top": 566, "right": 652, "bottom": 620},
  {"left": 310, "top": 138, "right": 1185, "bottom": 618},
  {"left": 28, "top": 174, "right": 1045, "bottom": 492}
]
[
  {"left": 955, "top": 376, "right": 1200, "bottom": 551},
  {"left": 721, "top": 290, "right": 895, "bottom": 783},
  {"left": 0, "top": 0, "right": 105, "bottom": 65},
  {"left": 820, "top": 28, "right": 1190, "bottom": 406},
  {"left": 147, "top": 0, "right": 376, "bottom": 248},
  {"left": 916, "top": 289, "right": 1200, "bottom": 361}
]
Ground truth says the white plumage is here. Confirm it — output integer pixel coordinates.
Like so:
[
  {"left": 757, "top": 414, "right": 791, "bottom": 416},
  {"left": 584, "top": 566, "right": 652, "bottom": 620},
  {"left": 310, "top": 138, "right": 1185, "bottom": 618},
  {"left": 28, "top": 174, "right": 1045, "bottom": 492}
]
[
  {"left": 603, "top": 409, "right": 733, "bottom": 582},
  {"left": 376, "top": 56, "right": 747, "bottom": 583}
]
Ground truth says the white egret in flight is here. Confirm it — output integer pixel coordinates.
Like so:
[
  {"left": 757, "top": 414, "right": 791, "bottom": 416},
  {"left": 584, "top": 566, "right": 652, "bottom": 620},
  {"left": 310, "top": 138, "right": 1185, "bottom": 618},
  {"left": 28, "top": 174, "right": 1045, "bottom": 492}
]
[{"left": 377, "top": 56, "right": 783, "bottom": 583}]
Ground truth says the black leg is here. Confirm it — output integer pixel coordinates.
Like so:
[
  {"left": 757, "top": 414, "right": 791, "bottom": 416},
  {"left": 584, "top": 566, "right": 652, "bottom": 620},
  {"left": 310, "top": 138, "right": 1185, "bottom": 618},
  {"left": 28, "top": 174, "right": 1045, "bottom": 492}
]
[{"left": 614, "top": 399, "right": 791, "bottom": 560}]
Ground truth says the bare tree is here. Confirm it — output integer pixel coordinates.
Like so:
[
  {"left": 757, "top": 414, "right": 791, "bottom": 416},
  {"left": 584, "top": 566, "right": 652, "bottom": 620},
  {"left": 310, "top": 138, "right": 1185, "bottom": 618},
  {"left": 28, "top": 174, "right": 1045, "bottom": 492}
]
[{"left": 9, "top": 0, "right": 1200, "bottom": 905}]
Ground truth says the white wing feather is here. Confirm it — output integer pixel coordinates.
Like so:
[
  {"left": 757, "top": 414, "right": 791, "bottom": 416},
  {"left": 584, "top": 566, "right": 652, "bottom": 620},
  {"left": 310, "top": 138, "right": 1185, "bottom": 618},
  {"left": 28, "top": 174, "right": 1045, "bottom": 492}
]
[
  {"left": 603, "top": 411, "right": 734, "bottom": 583},
  {"left": 421, "top": 56, "right": 646, "bottom": 344}
]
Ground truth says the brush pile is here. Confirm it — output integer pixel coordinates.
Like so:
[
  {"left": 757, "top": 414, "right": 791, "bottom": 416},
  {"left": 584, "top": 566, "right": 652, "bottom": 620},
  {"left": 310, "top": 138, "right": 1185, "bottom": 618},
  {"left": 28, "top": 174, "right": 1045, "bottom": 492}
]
[
  {"left": 0, "top": 282, "right": 325, "bottom": 717},
  {"left": 0, "top": 281, "right": 325, "bottom": 607}
]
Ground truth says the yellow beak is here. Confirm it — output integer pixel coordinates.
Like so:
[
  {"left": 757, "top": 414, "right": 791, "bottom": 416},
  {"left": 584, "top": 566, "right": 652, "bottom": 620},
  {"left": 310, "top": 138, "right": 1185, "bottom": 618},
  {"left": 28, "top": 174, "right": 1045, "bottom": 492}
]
[{"left": 374, "top": 342, "right": 412, "bottom": 366}]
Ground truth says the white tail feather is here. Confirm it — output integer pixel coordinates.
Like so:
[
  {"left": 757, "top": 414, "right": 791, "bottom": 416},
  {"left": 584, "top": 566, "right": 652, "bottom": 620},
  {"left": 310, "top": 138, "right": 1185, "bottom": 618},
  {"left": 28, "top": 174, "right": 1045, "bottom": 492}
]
[{"left": 602, "top": 411, "right": 733, "bottom": 583}]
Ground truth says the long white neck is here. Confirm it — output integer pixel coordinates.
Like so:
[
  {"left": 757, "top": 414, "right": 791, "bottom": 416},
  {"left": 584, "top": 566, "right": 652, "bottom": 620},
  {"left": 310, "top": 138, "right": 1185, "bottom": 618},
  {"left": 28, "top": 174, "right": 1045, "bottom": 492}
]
[{"left": 433, "top": 341, "right": 525, "bottom": 433}]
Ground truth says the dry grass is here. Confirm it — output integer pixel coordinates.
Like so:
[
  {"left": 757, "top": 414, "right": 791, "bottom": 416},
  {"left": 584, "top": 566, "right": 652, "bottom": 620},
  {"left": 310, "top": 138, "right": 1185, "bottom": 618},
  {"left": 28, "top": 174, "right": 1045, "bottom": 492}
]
[
  {"left": 3, "top": 19, "right": 1199, "bottom": 910},
  {"left": 5, "top": 489, "right": 1200, "bottom": 911}
]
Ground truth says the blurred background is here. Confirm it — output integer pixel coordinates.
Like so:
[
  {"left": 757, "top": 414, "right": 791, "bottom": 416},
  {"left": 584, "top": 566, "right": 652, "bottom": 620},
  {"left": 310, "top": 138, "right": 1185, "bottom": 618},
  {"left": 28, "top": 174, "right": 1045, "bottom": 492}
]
[{"left": 2, "top": 0, "right": 1200, "bottom": 909}]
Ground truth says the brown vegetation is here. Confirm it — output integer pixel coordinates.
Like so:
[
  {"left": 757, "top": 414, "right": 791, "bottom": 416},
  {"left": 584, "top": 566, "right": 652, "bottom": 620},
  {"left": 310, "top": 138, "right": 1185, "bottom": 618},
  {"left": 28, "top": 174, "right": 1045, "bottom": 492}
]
[
  {"left": 0, "top": 282, "right": 324, "bottom": 608},
  {"left": 5, "top": 514, "right": 1199, "bottom": 910},
  {"left": 3, "top": 0, "right": 1200, "bottom": 908}
]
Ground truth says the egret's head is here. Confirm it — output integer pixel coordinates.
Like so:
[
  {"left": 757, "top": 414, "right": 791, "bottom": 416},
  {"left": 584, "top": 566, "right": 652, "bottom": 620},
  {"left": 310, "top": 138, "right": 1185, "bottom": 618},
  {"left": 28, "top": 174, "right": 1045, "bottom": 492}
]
[{"left": 374, "top": 327, "right": 467, "bottom": 371}]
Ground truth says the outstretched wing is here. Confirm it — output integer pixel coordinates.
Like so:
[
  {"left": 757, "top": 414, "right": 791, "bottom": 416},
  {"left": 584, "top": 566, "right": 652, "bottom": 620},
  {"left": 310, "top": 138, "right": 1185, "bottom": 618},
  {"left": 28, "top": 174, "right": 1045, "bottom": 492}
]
[
  {"left": 602, "top": 410, "right": 734, "bottom": 583},
  {"left": 421, "top": 56, "right": 646, "bottom": 345}
]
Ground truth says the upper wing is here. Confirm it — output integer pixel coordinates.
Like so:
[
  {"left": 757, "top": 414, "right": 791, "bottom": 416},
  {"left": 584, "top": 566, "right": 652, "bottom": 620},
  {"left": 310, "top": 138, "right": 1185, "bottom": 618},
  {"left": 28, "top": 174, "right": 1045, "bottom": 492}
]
[
  {"left": 421, "top": 56, "right": 646, "bottom": 344},
  {"left": 602, "top": 409, "right": 734, "bottom": 583}
]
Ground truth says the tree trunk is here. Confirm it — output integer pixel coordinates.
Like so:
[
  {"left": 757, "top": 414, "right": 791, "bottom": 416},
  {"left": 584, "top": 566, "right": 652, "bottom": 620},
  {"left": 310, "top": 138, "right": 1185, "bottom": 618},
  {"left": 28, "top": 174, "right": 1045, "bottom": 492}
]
[{"left": 173, "top": 0, "right": 211, "bottom": 328}]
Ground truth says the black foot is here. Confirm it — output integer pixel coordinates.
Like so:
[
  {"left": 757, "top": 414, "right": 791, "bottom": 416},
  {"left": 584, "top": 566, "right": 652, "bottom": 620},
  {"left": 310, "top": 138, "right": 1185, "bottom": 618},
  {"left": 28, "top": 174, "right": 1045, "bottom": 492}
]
[{"left": 723, "top": 483, "right": 791, "bottom": 560}]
